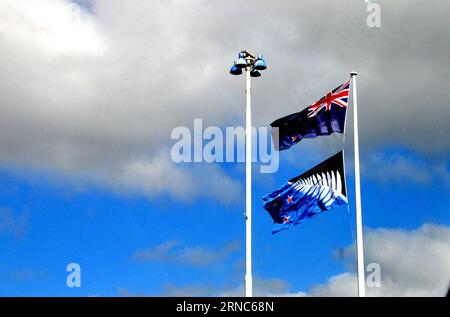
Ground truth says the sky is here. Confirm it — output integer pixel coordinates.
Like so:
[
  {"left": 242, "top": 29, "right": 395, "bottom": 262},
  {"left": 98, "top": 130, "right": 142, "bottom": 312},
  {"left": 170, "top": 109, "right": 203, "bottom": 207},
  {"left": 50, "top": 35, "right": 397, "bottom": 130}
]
[{"left": 0, "top": 0, "right": 449, "bottom": 296}]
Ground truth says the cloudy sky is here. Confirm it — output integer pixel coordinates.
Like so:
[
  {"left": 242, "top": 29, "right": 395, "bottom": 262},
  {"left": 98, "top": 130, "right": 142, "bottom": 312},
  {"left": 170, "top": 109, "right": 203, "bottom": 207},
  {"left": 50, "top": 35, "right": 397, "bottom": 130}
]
[{"left": 0, "top": 0, "right": 449, "bottom": 296}]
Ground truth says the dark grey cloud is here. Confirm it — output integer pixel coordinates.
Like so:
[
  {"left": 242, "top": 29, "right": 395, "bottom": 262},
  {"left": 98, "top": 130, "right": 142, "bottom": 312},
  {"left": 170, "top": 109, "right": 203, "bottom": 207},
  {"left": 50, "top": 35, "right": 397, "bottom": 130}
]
[{"left": 0, "top": 0, "right": 448, "bottom": 201}]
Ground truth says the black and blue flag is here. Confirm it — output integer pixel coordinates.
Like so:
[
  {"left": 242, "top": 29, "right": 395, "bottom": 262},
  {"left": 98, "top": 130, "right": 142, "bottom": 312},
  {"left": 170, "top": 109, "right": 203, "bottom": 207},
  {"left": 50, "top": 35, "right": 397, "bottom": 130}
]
[
  {"left": 271, "top": 80, "right": 349, "bottom": 150},
  {"left": 263, "top": 151, "right": 348, "bottom": 234}
]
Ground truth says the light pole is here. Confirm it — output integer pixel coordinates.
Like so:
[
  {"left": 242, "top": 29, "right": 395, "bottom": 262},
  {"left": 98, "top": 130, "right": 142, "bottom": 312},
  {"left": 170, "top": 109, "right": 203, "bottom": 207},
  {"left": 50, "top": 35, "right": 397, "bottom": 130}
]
[{"left": 230, "top": 50, "right": 267, "bottom": 297}]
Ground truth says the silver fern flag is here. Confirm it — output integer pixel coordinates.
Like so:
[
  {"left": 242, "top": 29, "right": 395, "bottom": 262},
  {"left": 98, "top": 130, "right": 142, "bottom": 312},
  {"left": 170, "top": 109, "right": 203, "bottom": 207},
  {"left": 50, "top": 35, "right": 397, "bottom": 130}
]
[{"left": 262, "top": 151, "right": 348, "bottom": 233}]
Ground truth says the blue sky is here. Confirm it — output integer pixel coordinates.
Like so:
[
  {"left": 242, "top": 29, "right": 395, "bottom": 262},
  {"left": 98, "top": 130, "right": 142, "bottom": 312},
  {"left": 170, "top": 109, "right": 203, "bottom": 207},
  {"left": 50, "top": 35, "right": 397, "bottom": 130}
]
[
  {"left": 0, "top": 0, "right": 449, "bottom": 296},
  {"left": 1, "top": 144, "right": 448, "bottom": 296}
]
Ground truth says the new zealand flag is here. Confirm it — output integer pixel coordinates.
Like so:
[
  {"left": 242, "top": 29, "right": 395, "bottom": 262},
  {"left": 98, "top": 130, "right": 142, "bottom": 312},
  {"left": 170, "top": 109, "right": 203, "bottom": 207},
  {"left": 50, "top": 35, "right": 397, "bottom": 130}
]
[
  {"left": 271, "top": 80, "right": 349, "bottom": 150},
  {"left": 263, "top": 151, "right": 348, "bottom": 234}
]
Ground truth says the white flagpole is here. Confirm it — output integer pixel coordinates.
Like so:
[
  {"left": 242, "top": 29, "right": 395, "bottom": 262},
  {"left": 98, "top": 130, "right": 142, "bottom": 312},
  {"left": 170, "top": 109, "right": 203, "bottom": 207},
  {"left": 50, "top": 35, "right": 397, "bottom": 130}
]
[
  {"left": 245, "top": 66, "right": 253, "bottom": 297},
  {"left": 350, "top": 71, "right": 366, "bottom": 297}
]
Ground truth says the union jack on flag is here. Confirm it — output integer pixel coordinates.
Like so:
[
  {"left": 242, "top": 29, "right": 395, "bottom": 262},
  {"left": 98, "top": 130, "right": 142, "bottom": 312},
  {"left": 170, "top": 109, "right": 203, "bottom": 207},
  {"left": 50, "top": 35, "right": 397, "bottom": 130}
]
[
  {"left": 270, "top": 78, "right": 350, "bottom": 150},
  {"left": 307, "top": 80, "right": 350, "bottom": 118}
]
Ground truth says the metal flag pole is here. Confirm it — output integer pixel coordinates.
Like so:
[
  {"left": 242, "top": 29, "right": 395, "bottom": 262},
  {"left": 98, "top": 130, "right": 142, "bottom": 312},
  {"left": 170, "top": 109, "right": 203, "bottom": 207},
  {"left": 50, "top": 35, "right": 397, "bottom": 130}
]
[
  {"left": 245, "top": 64, "right": 253, "bottom": 298},
  {"left": 350, "top": 71, "right": 366, "bottom": 297},
  {"left": 229, "top": 51, "right": 267, "bottom": 297}
]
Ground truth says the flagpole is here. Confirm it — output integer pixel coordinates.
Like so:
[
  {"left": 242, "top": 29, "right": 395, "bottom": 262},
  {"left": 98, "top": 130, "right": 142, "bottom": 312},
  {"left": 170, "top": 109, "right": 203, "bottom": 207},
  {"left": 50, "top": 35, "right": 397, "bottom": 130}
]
[
  {"left": 245, "top": 66, "right": 253, "bottom": 297},
  {"left": 350, "top": 71, "right": 366, "bottom": 297}
]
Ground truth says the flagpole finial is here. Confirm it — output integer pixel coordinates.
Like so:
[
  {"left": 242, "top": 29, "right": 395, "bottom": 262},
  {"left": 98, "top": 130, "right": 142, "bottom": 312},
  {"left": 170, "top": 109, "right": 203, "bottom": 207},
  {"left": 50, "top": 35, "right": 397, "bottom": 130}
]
[{"left": 350, "top": 71, "right": 358, "bottom": 76}]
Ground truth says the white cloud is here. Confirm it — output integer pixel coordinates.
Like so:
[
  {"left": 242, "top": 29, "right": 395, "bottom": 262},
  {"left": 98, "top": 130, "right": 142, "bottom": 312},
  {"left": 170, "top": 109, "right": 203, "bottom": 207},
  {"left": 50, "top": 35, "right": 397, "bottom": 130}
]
[
  {"left": 308, "top": 273, "right": 357, "bottom": 297},
  {"left": 113, "top": 224, "right": 450, "bottom": 297},
  {"left": 132, "top": 240, "right": 240, "bottom": 268},
  {"left": 328, "top": 150, "right": 450, "bottom": 190},
  {"left": 8, "top": 268, "right": 47, "bottom": 282},
  {"left": 300, "top": 224, "right": 450, "bottom": 297},
  {"left": 363, "top": 152, "right": 433, "bottom": 185},
  {"left": 103, "top": 151, "right": 243, "bottom": 203},
  {"left": 149, "top": 277, "right": 292, "bottom": 297},
  {"left": 0, "top": 0, "right": 104, "bottom": 56},
  {"left": 218, "top": 277, "right": 294, "bottom": 297},
  {"left": 0, "top": 207, "right": 28, "bottom": 239},
  {"left": 145, "top": 224, "right": 450, "bottom": 297}
]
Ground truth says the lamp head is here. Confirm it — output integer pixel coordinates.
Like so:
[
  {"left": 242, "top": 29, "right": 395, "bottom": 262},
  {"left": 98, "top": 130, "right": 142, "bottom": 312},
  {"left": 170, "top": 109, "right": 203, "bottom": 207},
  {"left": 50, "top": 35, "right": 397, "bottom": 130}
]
[
  {"left": 235, "top": 52, "right": 247, "bottom": 68},
  {"left": 229, "top": 64, "right": 243, "bottom": 75},
  {"left": 254, "top": 54, "right": 267, "bottom": 70},
  {"left": 250, "top": 69, "right": 261, "bottom": 77}
]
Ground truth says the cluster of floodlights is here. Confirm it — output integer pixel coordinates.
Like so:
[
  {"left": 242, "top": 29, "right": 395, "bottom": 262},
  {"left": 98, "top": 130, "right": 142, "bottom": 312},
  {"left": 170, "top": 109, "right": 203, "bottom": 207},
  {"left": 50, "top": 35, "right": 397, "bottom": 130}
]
[{"left": 229, "top": 51, "right": 267, "bottom": 77}]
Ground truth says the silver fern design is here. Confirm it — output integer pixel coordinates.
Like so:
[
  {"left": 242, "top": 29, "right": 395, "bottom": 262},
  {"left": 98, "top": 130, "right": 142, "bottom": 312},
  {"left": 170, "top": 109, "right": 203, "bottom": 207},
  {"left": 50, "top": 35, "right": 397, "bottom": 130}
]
[
  {"left": 263, "top": 151, "right": 348, "bottom": 233},
  {"left": 289, "top": 170, "right": 347, "bottom": 208}
]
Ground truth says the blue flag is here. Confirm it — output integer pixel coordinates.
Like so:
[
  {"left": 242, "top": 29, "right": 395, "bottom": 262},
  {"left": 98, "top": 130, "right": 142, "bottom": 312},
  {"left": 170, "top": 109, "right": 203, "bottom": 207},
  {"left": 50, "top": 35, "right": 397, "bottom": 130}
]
[
  {"left": 263, "top": 151, "right": 348, "bottom": 234},
  {"left": 271, "top": 80, "right": 349, "bottom": 150}
]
